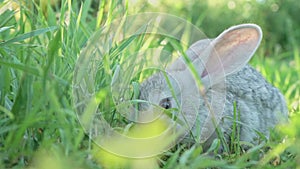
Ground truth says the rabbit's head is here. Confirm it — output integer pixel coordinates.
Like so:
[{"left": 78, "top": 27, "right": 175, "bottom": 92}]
[{"left": 138, "top": 24, "right": 263, "bottom": 142}]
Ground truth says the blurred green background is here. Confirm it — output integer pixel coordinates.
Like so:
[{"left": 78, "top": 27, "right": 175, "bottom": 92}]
[{"left": 0, "top": 0, "right": 299, "bottom": 168}]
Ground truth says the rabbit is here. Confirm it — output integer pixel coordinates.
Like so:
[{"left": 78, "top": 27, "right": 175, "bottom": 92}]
[{"left": 137, "top": 24, "right": 288, "bottom": 151}]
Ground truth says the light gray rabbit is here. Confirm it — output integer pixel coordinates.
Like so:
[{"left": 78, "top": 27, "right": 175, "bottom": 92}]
[{"left": 138, "top": 24, "right": 288, "bottom": 151}]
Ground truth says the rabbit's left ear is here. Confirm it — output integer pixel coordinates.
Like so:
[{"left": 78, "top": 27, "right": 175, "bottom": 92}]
[
  {"left": 167, "top": 24, "right": 262, "bottom": 88},
  {"left": 166, "top": 39, "right": 212, "bottom": 72},
  {"left": 200, "top": 24, "right": 263, "bottom": 86}
]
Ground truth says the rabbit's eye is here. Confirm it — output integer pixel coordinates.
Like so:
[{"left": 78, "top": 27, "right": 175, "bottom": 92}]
[{"left": 159, "top": 97, "right": 172, "bottom": 109}]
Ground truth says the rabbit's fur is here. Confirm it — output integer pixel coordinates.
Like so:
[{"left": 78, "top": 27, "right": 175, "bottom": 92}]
[{"left": 138, "top": 24, "right": 288, "bottom": 150}]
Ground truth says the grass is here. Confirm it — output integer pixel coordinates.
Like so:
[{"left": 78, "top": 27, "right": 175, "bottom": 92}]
[{"left": 0, "top": 0, "right": 299, "bottom": 168}]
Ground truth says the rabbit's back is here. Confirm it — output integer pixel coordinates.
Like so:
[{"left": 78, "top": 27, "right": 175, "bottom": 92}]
[{"left": 220, "top": 64, "right": 288, "bottom": 144}]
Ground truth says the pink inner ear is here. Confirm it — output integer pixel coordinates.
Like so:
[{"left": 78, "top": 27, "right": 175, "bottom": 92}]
[{"left": 201, "top": 27, "right": 260, "bottom": 80}]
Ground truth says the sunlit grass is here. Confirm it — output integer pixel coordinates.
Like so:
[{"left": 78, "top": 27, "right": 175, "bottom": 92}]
[
  {"left": 0, "top": 0, "right": 299, "bottom": 168},
  {"left": 92, "top": 118, "right": 172, "bottom": 169}
]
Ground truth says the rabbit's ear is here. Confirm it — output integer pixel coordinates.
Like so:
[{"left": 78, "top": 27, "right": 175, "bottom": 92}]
[
  {"left": 166, "top": 39, "right": 211, "bottom": 72},
  {"left": 200, "top": 24, "right": 262, "bottom": 87}
]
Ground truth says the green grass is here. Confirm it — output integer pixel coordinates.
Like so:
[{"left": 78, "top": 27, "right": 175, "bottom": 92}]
[{"left": 0, "top": 0, "right": 299, "bottom": 168}]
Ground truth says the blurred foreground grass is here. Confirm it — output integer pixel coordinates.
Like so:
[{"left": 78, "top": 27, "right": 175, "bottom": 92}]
[{"left": 0, "top": 0, "right": 299, "bottom": 168}]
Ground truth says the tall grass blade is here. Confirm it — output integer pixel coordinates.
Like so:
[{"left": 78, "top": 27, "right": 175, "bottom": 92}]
[{"left": 0, "top": 26, "right": 57, "bottom": 46}]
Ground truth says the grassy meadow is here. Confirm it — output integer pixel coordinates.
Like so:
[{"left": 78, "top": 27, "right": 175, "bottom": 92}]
[{"left": 0, "top": 0, "right": 299, "bottom": 168}]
